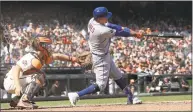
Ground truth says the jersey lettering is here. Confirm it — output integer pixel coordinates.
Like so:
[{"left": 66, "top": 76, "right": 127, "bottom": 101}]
[{"left": 89, "top": 24, "right": 95, "bottom": 33}]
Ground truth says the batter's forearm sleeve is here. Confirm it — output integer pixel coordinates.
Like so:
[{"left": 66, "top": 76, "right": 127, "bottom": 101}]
[
  {"left": 105, "top": 23, "right": 131, "bottom": 37},
  {"left": 115, "top": 27, "right": 131, "bottom": 37},
  {"left": 105, "top": 23, "right": 122, "bottom": 31}
]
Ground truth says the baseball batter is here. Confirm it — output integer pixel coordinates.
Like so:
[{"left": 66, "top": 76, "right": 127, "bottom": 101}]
[
  {"left": 2, "top": 36, "right": 78, "bottom": 109},
  {"left": 68, "top": 7, "right": 143, "bottom": 106}
]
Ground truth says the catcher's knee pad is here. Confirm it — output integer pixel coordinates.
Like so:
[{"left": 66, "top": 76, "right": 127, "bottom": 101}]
[
  {"left": 21, "top": 71, "right": 46, "bottom": 101},
  {"left": 21, "top": 81, "right": 41, "bottom": 101},
  {"left": 33, "top": 71, "right": 46, "bottom": 87}
]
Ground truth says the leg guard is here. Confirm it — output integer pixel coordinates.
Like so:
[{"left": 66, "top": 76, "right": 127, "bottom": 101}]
[
  {"left": 33, "top": 71, "right": 46, "bottom": 87},
  {"left": 21, "top": 71, "right": 46, "bottom": 101},
  {"left": 21, "top": 81, "right": 41, "bottom": 101},
  {"left": 14, "top": 81, "right": 40, "bottom": 109}
]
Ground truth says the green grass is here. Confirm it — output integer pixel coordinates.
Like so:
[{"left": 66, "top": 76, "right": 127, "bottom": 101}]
[{"left": 1, "top": 95, "right": 191, "bottom": 109}]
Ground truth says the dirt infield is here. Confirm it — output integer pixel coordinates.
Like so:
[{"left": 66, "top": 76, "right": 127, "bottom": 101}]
[{"left": 2, "top": 101, "right": 192, "bottom": 111}]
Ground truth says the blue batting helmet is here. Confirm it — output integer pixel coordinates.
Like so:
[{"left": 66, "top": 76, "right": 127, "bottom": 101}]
[{"left": 93, "top": 7, "right": 112, "bottom": 19}]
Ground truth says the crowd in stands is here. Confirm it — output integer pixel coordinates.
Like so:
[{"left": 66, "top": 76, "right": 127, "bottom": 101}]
[{"left": 0, "top": 3, "right": 192, "bottom": 76}]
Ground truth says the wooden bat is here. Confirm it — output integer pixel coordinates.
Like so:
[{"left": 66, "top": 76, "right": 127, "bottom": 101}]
[{"left": 143, "top": 32, "right": 184, "bottom": 39}]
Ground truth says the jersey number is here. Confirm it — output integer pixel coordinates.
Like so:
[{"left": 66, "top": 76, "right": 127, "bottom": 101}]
[
  {"left": 89, "top": 24, "right": 95, "bottom": 33},
  {"left": 22, "top": 60, "right": 28, "bottom": 66}
]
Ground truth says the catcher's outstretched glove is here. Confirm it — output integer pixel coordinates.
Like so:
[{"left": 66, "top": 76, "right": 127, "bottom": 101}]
[{"left": 76, "top": 51, "right": 93, "bottom": 70}]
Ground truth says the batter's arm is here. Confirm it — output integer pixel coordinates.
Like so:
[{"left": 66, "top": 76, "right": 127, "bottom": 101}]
[{"left": 105, "top": 22, "right": 142, "bottom": 38}]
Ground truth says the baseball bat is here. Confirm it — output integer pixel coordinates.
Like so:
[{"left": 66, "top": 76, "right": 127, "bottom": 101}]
[{"left": 143, "top": 33, "right": 184, "bottom": 39}]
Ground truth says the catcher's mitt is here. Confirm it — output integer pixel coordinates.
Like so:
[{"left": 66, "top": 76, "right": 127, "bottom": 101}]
[{"left": 76, "top": 51, "right": 93, "bottom": 70}]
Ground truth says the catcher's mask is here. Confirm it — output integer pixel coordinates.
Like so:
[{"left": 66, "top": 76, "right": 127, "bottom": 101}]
[{"left": 32, "top": 36, "right": 52, "bottom": 60}]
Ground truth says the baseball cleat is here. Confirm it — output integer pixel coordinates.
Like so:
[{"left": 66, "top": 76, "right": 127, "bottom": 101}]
[
  {"left": 68, "top": 92, "right": 79, "bottom": 106},
  {"left": 10, "top": 96, "right": 21, "bottom": 108},
  {"left": 133, "top": 100, "right": 142, "bottom": 104},
  {"left": 133, "top": 97, "right": 142, "bottom": 104},
  {"left": 10, "top": 100, "right": 18, "bottom": 108},
  {"left": 17, "top": 99, "right": 35, "bottom": 109}
]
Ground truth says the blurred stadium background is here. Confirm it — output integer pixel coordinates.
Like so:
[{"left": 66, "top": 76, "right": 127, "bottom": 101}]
[{"left": 0, "top": 1, "right": 192, "bottom": 104}]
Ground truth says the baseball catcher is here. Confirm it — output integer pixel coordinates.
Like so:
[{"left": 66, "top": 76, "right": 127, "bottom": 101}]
[{"left": 2, "top": 36, "right": 78, "bottom": 109}]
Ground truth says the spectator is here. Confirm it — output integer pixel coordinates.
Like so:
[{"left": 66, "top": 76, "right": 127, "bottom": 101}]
[
  {"left": 0, "top": 2, "right": 191, "bottom": 75},
  {"left": 180, "top": 78, "right": 190, "bottom": 92},
  {"left": 161, "top": 77, "right": 171, "bottom": 92},
  {"left": 48, "top": 81, "right": 61, "bottom": 96}
]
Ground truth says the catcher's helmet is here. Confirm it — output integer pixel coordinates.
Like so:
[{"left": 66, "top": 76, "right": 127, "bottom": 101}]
[
  {"left": 32, "top": 36, "right": 52, "bottom": 60},
  {"left": 93, "top": 7, "right": 112, "bottom": 19},
  {"left": 32, "top": 36, "right": 52, "bottom": 52}
]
